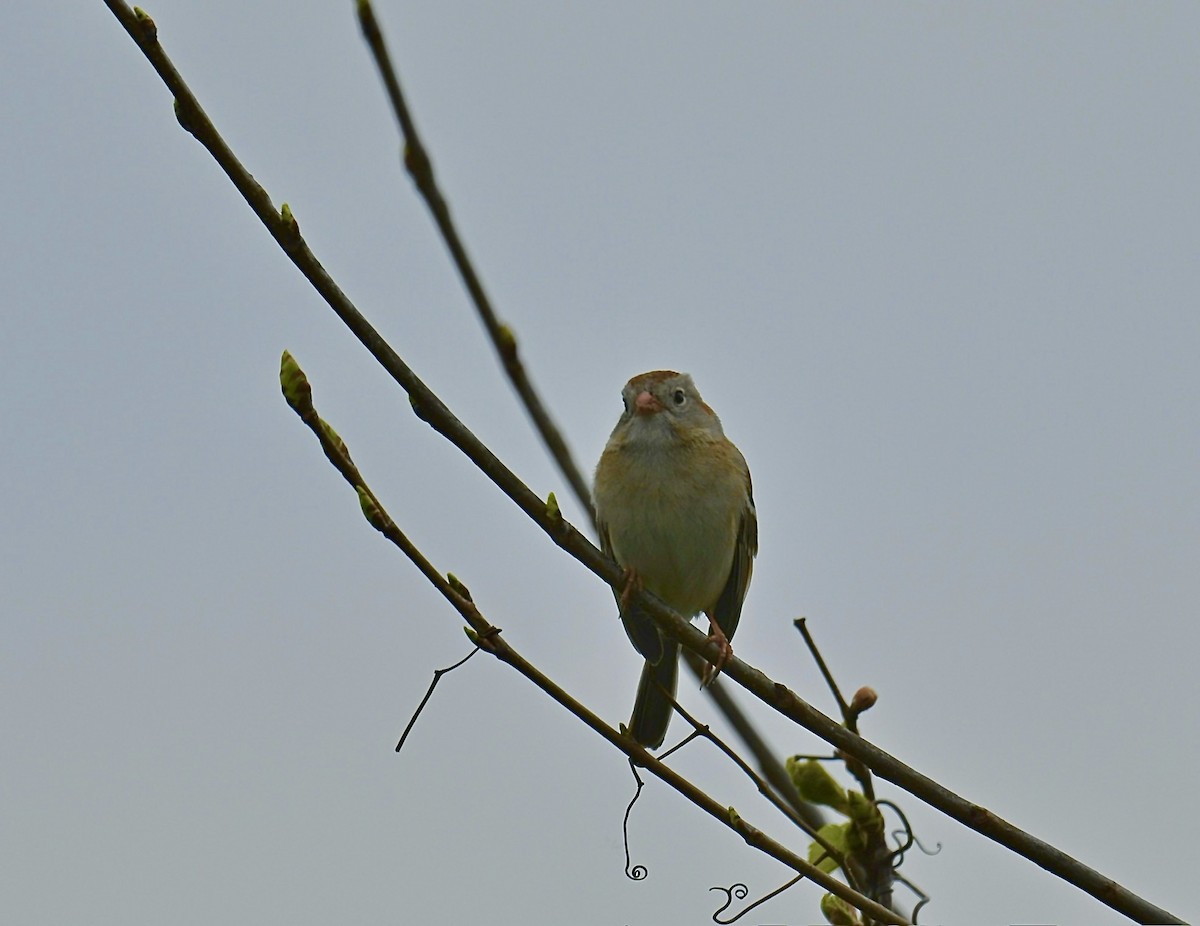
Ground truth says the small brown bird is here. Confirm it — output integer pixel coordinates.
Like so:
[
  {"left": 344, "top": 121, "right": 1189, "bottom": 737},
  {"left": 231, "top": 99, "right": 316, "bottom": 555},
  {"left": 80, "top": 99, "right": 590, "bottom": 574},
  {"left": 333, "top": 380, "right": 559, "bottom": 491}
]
[{"left": 594, "top": 371, "right": 757, "bottom": 748}]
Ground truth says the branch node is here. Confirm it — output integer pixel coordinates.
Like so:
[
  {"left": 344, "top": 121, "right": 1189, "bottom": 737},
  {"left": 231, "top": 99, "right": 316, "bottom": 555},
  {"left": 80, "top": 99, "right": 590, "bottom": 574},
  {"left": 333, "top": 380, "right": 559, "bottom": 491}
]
[
  {"left": 497, "top": 323, "right": 517, "bottom": 362},
  {"left": 402, "top": 141, "right": 433, "bottom": 188},
  {"left": 173, "top": 97, "right": 199, "bottom": 137},
  {"left": 472, "top": 624, "right": 502, "bottom": 653},
  {"left": 279, "top": 350, "right": 314, "bottom": 418},
  {"left": 446, "top": 572, "right": 473, "bottom": 602},
  {"left": 408, "top": 392, "right": 431, "bottom": 424},
  {"left": 356, "top": 485, "right": 386, "bottom": 531},
  {"left": 132, "top": 7, "right": 157, "bottom": 42},
  {"left": 279, "top": 202, "right": 302, "bottom": 251}
]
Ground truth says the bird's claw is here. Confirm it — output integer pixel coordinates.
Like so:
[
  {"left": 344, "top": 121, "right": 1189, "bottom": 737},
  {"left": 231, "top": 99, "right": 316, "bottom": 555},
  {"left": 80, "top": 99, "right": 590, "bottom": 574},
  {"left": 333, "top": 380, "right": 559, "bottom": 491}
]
[{"left": 700, "top": 622, "right": 732, "bottom": 688}]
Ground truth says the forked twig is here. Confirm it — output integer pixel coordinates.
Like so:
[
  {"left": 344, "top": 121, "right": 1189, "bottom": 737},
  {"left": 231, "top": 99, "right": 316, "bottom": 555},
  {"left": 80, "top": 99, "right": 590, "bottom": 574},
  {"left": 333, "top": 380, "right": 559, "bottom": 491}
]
[
  {"left": 394, "top": 647, "right": 482, "bottom": 753},
  {"left": 795, "top": 618, "right": 874, "bottom": 801}
]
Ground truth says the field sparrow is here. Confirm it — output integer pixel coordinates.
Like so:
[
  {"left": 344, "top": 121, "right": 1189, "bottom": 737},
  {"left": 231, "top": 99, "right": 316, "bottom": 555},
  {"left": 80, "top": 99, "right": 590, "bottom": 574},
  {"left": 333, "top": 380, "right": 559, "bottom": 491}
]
[{"left": 594, "top": 371, "right": 757, "bottom": 748}]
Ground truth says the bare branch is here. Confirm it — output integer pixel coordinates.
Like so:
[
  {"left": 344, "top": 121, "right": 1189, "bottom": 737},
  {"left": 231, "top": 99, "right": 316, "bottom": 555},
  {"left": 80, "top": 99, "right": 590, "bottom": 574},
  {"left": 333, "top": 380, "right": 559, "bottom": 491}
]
[{"left": 355, "top": 0, "right": 596, "bottom": 525}]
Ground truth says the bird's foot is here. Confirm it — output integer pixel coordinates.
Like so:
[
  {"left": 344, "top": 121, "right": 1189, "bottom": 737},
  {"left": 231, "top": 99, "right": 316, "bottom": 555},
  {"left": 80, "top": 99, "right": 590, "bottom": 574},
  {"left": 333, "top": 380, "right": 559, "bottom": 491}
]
[{"left": 700, "top": 618, "right": 732, "bottom": 687}]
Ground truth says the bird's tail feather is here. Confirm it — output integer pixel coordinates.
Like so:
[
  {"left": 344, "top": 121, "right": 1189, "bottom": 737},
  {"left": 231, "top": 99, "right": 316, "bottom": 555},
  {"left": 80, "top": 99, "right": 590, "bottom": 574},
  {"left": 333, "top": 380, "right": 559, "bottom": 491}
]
[{"left": 629, "top": 644, "right": 679, "bottom": 749}]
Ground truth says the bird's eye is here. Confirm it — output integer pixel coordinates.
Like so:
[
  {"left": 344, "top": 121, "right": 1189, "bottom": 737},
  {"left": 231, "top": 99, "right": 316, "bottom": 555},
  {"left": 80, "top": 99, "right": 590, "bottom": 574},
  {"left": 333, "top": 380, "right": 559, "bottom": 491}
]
[{"left": 672, "top": 388, "right": 687, "bottom": 406}]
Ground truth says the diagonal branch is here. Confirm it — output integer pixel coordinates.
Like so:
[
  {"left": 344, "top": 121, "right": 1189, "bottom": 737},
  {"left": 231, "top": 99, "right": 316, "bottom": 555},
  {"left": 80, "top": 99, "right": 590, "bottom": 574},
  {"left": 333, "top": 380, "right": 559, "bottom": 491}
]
[
  {"left": 100, "top": 5, "right": 1184, "bottom": 923},
  {"left": 355, "top": 0, "right": 595, "bottom": 525}
]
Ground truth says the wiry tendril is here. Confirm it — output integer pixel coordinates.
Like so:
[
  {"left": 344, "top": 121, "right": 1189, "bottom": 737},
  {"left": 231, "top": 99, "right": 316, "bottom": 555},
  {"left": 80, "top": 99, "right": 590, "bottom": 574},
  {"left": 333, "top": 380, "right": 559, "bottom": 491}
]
[
  {"left": 876, "top": 799, "right": 914, "bottom": 866},
  {"left": 891, "top": 872, "right": 933, "bottom": 925},
  {"left": 708, "top": 882, "right": 748, "bottom": 922},
  {"left": 879, "top": 799, "right": 937, "bottom": 866},
  {"left": 709, "top": 875, "right": 803, "bottom": 924},
  {"left": 394, "top": 645, "right": 482, "bottom": 752},
  {"left": 623, "top": 760, "right": 648, "bottom": 881},
  {"left": 880, "top": 797, "right": 943, "bottom": 872},
  {"left": 911, "top": 834, "right": 942, "bottom": 857}
]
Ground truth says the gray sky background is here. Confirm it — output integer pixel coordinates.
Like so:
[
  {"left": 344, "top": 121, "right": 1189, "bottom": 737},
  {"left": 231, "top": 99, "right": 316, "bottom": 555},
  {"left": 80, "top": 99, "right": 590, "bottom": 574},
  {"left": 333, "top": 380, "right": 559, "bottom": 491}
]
[{"left": 3, "top": 3, "right": 1196, "bottom": 924}]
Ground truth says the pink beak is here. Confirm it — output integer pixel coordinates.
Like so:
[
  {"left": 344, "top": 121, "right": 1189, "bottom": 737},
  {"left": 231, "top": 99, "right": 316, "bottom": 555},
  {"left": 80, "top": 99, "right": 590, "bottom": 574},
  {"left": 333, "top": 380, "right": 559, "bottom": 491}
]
[{"left": 634, "top": 390, "right": 661, "bottom": 415}]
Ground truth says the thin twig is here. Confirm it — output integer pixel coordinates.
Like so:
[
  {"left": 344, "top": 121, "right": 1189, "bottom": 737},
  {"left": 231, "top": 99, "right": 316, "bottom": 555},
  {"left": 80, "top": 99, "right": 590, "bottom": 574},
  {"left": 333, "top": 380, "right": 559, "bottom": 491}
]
[
  {"left": 100, "top": 7, "right": 1184, "bottom": 923},
  {"left": 795, "top": 618, "right": 877, "bottom": 795},
  {"left": 682, "top": 649, "right": 825, "bottom": 830},
  {"left": 666, "top": 692, "right": 860, "bottom": 896},
  {"left": 793, "top": 616, "right": 894, "bottom": 902},
  {"left": 795, "top": 617, "right": 851, "bottom": 718},
  {"left": 394, "top": 647, "right": 482, "bottom": 753},
  {"left": 356, "top": 0, "right": 596, "bottom": 526}
]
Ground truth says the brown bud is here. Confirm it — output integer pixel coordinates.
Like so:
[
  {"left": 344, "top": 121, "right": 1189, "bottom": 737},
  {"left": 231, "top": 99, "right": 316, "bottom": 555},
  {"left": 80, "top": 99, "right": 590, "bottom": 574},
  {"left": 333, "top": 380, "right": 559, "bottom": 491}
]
[{"left": 849, "top": 686, "right": 878, "bottom": 715}]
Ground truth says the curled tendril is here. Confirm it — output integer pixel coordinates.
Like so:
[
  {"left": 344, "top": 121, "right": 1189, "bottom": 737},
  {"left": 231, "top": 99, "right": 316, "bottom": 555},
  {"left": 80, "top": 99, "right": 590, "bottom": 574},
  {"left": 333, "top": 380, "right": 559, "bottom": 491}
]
[
  {"left": 709, "top": 875, "right": 803, "bottom": 924},
  {"left": 623, "top": 760, "right": 647, "bottom": 881},
  {"left": 894, "top": 873, "right": 933, "bottom": 925},
  {"left": 708, "top": 883, "right": 748, "bottom": 923},
  {"left": 911, "top": 834, "right": 942, "bottom": 857},
  {"left": 876, "top": 798, "right": 915, "bottom": 867},
  {"left": 880, "top": 797, "right": 942, "bottom": 864}
]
